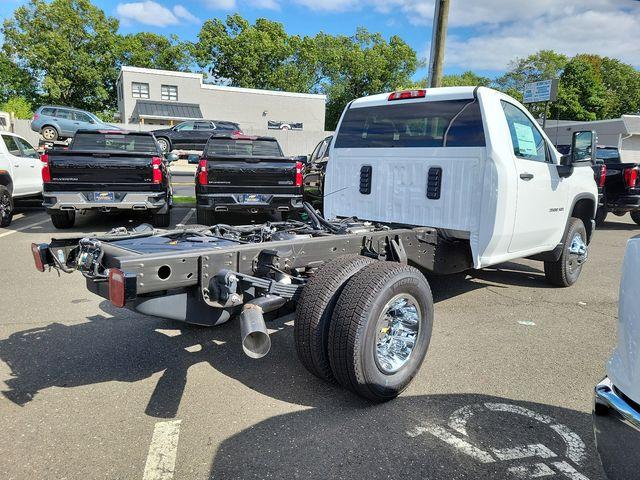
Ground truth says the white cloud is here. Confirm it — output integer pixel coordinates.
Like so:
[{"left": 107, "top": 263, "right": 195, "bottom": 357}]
[
  {"left": 203, "top": 0, "right": 237, "bottom": 9},
  {"left": 116, "top": 1, "right": 199, "bottom": 27},
  {"left": 292, "top": 0, "right": 359, "bottom": 12},
  {"left": 250, "top": 0, "right": 280, "bottom": 9}
]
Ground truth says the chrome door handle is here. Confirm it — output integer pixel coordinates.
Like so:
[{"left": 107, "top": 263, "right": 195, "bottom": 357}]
[{"left": 520, "top": 173, "right": 534, "bottom": 180}]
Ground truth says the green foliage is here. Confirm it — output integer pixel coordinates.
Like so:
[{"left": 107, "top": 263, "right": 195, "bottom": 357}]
[
  {"left": 2, "top": 0, "right": 120, "bottom": 112},
  {"left": 0, "top": 96, "right": 33, "bottom": 119},
  {"left": 440, "top": 71, "right": 492, "bottom": 87},
  {"left": 0, "top": 52, "right": 36, "bottom": 103},
  {"left": 117, "top": 33, "right": 192, "bottom": 72}
]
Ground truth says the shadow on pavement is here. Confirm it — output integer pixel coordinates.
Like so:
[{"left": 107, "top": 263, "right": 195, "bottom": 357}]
[
  {"left": 208, "top": 393, "right": 606, "bottom": 480},
  {"left": 0, "top": 260, "right": 569, "bottom": 420},
  {"left": 595, "top": 219, "right": 639, "bottom": 231}
]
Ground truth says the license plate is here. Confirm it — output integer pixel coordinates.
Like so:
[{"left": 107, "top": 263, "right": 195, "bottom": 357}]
[
  {"left": 94, "top": 191, "right": 114, "bottom": 202},
  {"left": 238, "top": 194, "right": 267, "bottom": 204}
]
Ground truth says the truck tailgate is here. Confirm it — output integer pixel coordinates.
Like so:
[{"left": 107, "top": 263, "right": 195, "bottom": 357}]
[{"left": 205, "top": 156, "right": 298, "bottom": 192}]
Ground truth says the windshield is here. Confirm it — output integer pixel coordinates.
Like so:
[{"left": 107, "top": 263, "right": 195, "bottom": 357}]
[
  {"left": 71, "top": 133, "right": 158, "bottom": 153},
  {"left": 205, "top": 138, "right": 283, "bottom": 157}
]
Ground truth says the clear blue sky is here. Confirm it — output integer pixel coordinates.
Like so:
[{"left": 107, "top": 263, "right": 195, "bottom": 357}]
[{"left": 2, "top": 0, "right": 639, "bottom": 80}]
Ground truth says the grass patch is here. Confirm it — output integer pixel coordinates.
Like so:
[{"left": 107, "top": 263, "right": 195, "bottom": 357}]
[{"left": 173, "top": 196, "right": 196, "bottom": 205}]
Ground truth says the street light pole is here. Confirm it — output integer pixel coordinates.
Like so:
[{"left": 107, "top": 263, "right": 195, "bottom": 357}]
[{"left": 428, "top": 0, "right": 451, "bottom": 88}]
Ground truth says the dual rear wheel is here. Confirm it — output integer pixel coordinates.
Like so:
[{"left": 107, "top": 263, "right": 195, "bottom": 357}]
[{"left": 294, "top": 255, "right": 433, "bottom": 401}]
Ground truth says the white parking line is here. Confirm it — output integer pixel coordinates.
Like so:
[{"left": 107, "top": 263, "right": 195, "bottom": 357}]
[
  {"left": 142, "top": 420, "right": 182, "bottom": 480},
  {"left": 178, "top": 208, "right": 195, "bottom": 225},
  {"left": 0, "top": 218, "right": 50, "bottom": 239}
]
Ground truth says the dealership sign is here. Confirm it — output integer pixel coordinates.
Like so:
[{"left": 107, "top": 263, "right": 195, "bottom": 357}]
[{"left": 523, "top": 79, "right": 559, "bottom": 103}]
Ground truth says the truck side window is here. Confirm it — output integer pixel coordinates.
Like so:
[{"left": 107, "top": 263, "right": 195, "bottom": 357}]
[
  {"left": 2, "top": 135, "right": 22, "bottom": 156},
  {"left": 501, "top": 101, "right": 548, "bottom": 162},
  {"left": 14, "top": 137, "right": 39, "bottom": 158}
]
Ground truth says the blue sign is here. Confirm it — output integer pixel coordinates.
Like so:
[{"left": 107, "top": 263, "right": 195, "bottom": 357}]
[{"left": 523, "top": 79, "right": 558, "bottom": 103}]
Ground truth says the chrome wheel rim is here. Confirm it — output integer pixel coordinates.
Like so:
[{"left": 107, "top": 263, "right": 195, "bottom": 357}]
[
  {"left": 567, "top": 232, "right": 587, "bottom": 274},
  {"left": 158, "top": 139, "right": 169, "bottom": 152},
  {"left": 375, "top": 294, "right": 421, "bottom": 374}
]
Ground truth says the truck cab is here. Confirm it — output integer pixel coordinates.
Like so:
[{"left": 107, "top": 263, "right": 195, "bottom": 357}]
[{"left": 325, "top": 87, "right": 598, "bottom": 274}]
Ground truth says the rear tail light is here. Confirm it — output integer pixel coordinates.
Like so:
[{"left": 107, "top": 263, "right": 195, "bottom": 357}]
[
  {"left": 40, "top": 153, "right": 51, "bottom": 183},
  {"left": 295, "top": 161, "right": 303, "bottom": 187},
  {"left": 388, "top": 89, "right": 426, "bottom": 101},
  {"left": 108, "top": 268, "right": 136, "bottom": 308},
  {"left": 624, "top": 167, "right": 638, "bottom": 188},
  {"left": 33, "top": 113, "right": 39, "bottom": 121},
  {"left": 30, "top": 243, "right": 47, "bottom": 272},
  {"left": 599, "top": 164, "right": 607, "bottom": 188},
  {"left": 151, "top": 156, "right": 163, "bottom": 184},
  {"left": 198, "top": 159, "right": 208, "bottom": 185}
]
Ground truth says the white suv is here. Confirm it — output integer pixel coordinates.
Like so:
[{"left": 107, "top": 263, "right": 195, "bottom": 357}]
[{"left": 0, "top": 132, "right": 43, "bottom": 226}]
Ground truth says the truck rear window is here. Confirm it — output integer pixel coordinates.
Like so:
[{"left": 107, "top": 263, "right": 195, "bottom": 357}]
[
  {"left": 72, "top": 133, "right": 158, "bottom": 153},
  {"left": 334, "top": 99, "right": 485, "bottom": 148},
  {"left": 205, "top": 138, "right": 283, "bottom": 157}
]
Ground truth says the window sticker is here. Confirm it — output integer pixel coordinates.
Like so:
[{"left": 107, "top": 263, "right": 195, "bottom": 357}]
[{"left": 513, "top": 122, "right": 537, "bottom": 157}]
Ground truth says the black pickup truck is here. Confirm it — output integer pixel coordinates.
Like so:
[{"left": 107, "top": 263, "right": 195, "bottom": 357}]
[
  {"left": 593, "top": 146, "right": 640, "bottom": 226},
  {"left": 42, "top": 130, "right": 176, "bottom": 229},
  {"left": 195, "top": 133, "right": 304, "bottom": 225}
]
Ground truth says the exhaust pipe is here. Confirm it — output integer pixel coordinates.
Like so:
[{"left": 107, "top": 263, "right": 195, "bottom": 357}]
[{"left": 239, "top": 295, "right": 286, "bottom": 359}]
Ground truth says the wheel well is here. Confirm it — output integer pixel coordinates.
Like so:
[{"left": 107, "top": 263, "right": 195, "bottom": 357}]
[
  {"left": 0, "top": 172, "right": 13, "bottom": 194},
  {"left": 571, "top": 197, "right": 596, "bottom": 242},
  {"left": 41, "top": 124, "right": 59, "bottom": 133}
]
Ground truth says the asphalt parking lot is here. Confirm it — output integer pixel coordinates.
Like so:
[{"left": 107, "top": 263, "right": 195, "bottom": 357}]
[{"left": 0, "top": 203, "right": 631, "bottom": 480}]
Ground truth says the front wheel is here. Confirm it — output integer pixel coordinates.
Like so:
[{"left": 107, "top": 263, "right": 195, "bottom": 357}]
[
  {"left": 630, "top": 211, "right": 640, "bottom": 225},
  {"left": 156, "top": 137, "right": 170, "bottom": 153},
  {"left": 544, "top": 217, "right": 587, "bottom": 287},
  {"left": 0, "top": 186, "right": 14, "bottom": 227},
  {"left": 328, "top": 262, "right": 434, "bottom": 402},
  {"left": 41, "top": 126, "right": 59, "bottom": 141}
]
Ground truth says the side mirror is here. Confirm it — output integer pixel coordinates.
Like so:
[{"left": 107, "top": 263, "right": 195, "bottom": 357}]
[
  {"left": 166, "top": 152, "right": 179, "bottom": 162},
  {"left": 571, "top": 130, "right": 597, "bottom": 164}
]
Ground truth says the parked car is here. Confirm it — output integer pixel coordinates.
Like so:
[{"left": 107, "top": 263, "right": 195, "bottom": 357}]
[
  {"left": 591, "top": 146, "right": 640, "bottom": 226},
  {"left": 195, "top": 133, "right": 302, "bottom": 224},
  {"left": 41, "top": 130, "right": 176, "bottom": 228},
  {"left": 302, "top": 135, "right": 332, "bottom": 210},
  {"left": 0, "top": 111, "right": 11, "bottom": 132},
  {"left": 593, "top": 236, "right": 640, "bottom": 479},
  {"left": 0, "top": 132, "right": 42, "bottom": 226},
  {"left": 152, "top": 120, "right": 241, "bottom": 153},
  {"left": 31, "top": 106, "right": 119, "bottom": 141},
  {"left": 32, "top": 87, "right": 598, "bottom": 402}
]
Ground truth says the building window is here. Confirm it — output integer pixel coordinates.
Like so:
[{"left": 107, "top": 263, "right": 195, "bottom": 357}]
[
  {"left": 132, "top": 82, "right": 149, "bottom": 99},
  {"left": 161, "top": 85, "right": 178, "bottom": 101}
]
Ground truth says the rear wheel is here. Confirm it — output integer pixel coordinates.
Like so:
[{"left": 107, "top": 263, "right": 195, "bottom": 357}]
[
  {"left": 151, "top": 210, "right": 171, "bottom": 228},
  {"left": 328, "top": 262, "right": 433, "bottom": 401},
  {"left": 50, "top": 210, "right": 75, "bottom": 229},
  {"left": 294, "top": 255, "right": 375, "bottom": 382},
  {"left": 0, "top": 186, "right": 14, "bottom": 227},
  {"left": 41, "top": 126, "right": 58, "bottom": 141},
  {"left": 595, "top": 207, "right": 608, "bottom": 227},
  {"left": 157, "top": 137, "right": 170, "bottom": 153},
  {"left": 630, "top": 211, "right": 640, "bottom": 225},
  {"left": 196, "top": 206, "right": 216, "bottom": 226},
  {"left": 544, "top": 217, "right": 587, "bottom": 287}
]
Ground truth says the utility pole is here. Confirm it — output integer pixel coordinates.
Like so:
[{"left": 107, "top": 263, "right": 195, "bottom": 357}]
[{"left": 428, "top": 0, "right": 451, "bottom": 88}]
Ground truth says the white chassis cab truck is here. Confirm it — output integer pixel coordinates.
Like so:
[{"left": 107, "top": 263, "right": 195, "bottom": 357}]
[{"left": 31, "top": 87, "right": 598, "bottom": 401}]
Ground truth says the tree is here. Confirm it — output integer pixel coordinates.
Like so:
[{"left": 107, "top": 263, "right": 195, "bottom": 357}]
[
  {"left": 598, "top": 57, "right": 640, "bottom": 118},
  {"left": 555, "top": 55, "right": 608, "bottom": 121},
  {"left": 2, "top": 0, "right": 120, "bottom": 113},
  {"left": 194, "top": 14, "right": 319, "bottom": 93},
  {"left": 441, "top": 71, "right": 492, "bottom": 87},
  {"left": 0, "top": 96, "right": 33, "bottom": 119},
  {"left": 315, "top": 29, "right": 418, "bottom": 129},
  {"left": 0, "top": 52, "right": 35, "bottom": 103},
  {"left": 117, "top": 32, "right": 192, "bottom": 72}
]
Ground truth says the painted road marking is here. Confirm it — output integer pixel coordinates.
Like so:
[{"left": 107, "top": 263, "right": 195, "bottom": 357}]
[
  {"left": 409, "top": 402, "right": 590, "bottom": 479},
  {"left": 177, "top": 208, "right": 195, "bottom": 226},
  {"left": 0, "top": 218, "right": 50, "bottom": 239},
  {"left": 142, "top": 420, "right": 182, "bottom": 480}
]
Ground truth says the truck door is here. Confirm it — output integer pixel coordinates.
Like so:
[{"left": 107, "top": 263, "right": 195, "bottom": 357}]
[
  {"left": 501, "top": 101, "right": 566, "bottom": 253},
  {"left": 2, "top": 135, "right": 32, "bottom": 195},
  {"left": 14, "top": 136, "right": 42, "bottom": 194}
]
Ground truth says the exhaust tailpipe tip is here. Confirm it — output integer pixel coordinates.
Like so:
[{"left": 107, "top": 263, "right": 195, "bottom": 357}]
[{"left": 240, "top": 304, "right": 271, "bottom": 359}]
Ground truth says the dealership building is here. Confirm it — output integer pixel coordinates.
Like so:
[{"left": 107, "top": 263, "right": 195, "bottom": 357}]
[{"left": 116, "top": 66, "right": 327, "bottom": 131}]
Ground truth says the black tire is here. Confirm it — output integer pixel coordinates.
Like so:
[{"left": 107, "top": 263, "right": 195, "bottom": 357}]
[
  {"left": 41, "top": 125, "right": 58, "bottom": 141},
  {"left": 151, "top": 210, "right": 171, "bottom": 228},
  {"left": 156, "top": 137, "right": 170, "bottom": 153},
  {"left": 630, "top": 211, "right": 640, "bottom": 225},
  {"left": 196, "top": 207, "right": 216, "bottom": 226},
  {"left": 294, "top": 255, "right": 375, "bottom": 382},
  {"left": 544, "top": 217, "right": 587, "bottom": 287},
  {"left": 595, "top": 207, "right": 608, "bottom": 227},
  {"left": 50, "top": 210, "right": 75, "bottom": 229},
  {"left": 0, "top": 186, "right": 14, "bottom": 227},
  {"left": 328, "top": 262, "right": 434, "bottom": 401}
]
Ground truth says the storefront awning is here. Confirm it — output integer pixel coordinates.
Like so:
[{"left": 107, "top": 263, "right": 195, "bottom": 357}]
[{"left": 134, "top": 100, "right": 203, "bottom": 120}]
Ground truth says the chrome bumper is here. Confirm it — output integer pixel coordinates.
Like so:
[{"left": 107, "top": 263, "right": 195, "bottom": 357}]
[
  {"left": 593, "top": 377, "right": 640, "bottom": 480},
  {"left": 43, "top": 192, "right": 167, "bottom": 211}
]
